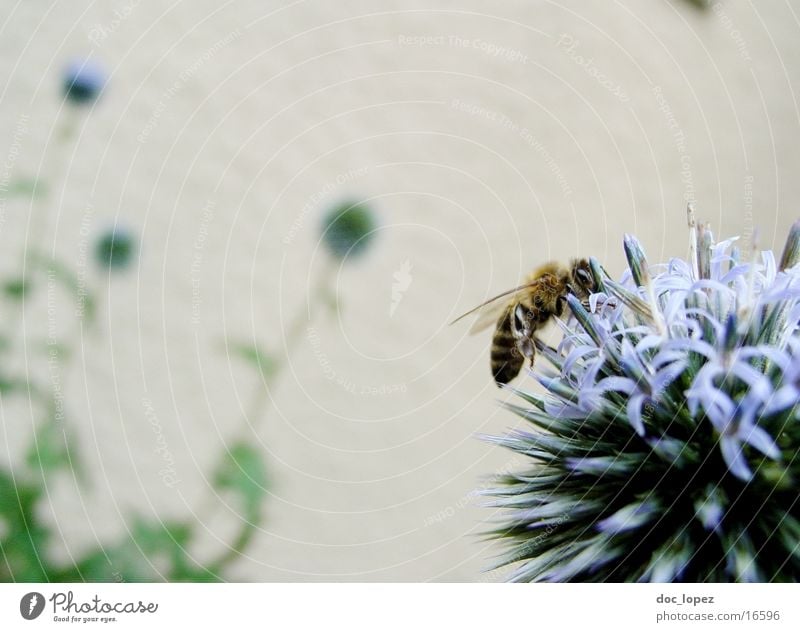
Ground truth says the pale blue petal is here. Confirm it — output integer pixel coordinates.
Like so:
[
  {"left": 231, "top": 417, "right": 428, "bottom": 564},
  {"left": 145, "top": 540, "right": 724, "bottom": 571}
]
[
  {"left": 664, "top": 337, "right": 717, "bottom": 359},
  {"left": 594, "top": 376, "right": 637, "bottom": 395},
  {"left": 562, "top": 345, "right": 599, "bottom": 378},
  {"left": 720, "top": 263, "right": 753, "bottom": 285},
  {"left": 720, "top": 435, "right": 752, "bottom": 481},
  {"left": 651, "top": 360, "right": 688, "bottom": 394},
  {"left": 729, "top": 362, "right": 772, "bottom": 399},
  {"left": 627, "top": 394, "right": 647, "bottom": 436},
  {"left": 762, "top": 250, "right": 777, "bottom": 285},
  {"left": 740, "top": 424, "right": 780, "bottom": 459},
  {"left": 763, "top": 385, "right": 800, "bottom": 415}
]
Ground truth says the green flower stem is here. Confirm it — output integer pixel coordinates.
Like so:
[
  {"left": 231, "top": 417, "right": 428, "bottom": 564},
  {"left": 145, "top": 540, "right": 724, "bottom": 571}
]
[
  {"left": 24, "top": 107, "right": 80, "bottom": 259},
  {"left": 242, "top": 260, "right": 337, "bottom": 433},
  {"left": 194, "top": 261, "right": 338, "bottom": 572},
  {"left": 205, "top": 509, "right": 259, "bottom": 576},
  {"left": 9, "top": 107, "right": 87, "bottom": 476}
]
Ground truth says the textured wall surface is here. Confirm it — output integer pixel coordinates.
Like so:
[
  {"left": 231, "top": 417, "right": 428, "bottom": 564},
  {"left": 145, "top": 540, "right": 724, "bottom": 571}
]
[{"left": 1, "top": 0, "right": 799, "bottom": 580}]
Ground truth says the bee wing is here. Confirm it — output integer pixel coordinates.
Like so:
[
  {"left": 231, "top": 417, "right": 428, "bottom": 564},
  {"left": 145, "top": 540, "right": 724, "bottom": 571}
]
[
  {"left": 450, "top": 281, "right": 540, "bottom": 335},
  {"left": 467, "top": 301, "right": 510, "bottom": 334}
]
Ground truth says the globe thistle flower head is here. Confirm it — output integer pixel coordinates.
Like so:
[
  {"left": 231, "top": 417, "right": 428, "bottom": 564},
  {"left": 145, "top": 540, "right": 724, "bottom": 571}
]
[
  {"left": 484, "top": 217, "right": 800, "bottom": 582},
  {"left": 63, "top": 58, "right": 107, "bottom": 104},
  {"left": 320, "top": 200, "right": 376, "bottom": 260}
]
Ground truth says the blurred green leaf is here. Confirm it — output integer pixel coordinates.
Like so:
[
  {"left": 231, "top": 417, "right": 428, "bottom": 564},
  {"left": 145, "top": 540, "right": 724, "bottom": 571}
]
[
  {"left": 31, "top": 339, "right": 72, "bottom": 363},
  {"left": 58, "top": 519, "right": 195, "bottom": 582},
  {"left": 3, "top": 277, "right": 28, "bottom": 301},
  {"left": 52, "top": 549, "right": 125, "bottom": 582},
  {"left": 133, "top": 519, "right": 191, "bottom": 568},
  {"left": 7, "top": 178, "right": 46, "bottom": 198},
  {"left": 227, "top": 340, "right": 278, "bottom": 382},
  {"left": 0, "top": 374, "right": 23, "bottom": 394},
  {"left": 122, "top": 518, "right": 223, "bottom": 581},
  {"left": 26, "top": 418, "right": 83, "bottom": 482},
  {"left": 321, "top": 286, "right": 339, "bottom": 313},
  {"left": 214, "top": 442, "right": 268, "bottom": 519},
  {"left": 26, "top": 251, "right": 96, "bottom": 323},
  {"left": 0, "top": 470, "right": 49, "bottom": 581},
  {"left": 170, "top": 565, "right": 220, "bottom": 581}
]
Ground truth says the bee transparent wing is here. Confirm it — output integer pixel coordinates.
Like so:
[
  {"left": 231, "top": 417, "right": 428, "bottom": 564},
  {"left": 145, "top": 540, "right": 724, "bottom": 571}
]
[
  {"left": 450, "top": 281, "right": 540, "bottom": 335},
  {"left": 467, "top": 301, "right": 510, "bottom": 334}
]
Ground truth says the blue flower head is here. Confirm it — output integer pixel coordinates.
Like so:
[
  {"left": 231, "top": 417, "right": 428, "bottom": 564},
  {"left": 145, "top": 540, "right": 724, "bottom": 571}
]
[{"left": 63, "top": 58, "right": 107, "bottom": 104}]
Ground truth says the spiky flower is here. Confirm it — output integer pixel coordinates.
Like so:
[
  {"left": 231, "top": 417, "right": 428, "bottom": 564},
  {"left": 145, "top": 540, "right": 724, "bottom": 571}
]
[{"left": 484, "top": 215, "right": 800, "bottom": 582}]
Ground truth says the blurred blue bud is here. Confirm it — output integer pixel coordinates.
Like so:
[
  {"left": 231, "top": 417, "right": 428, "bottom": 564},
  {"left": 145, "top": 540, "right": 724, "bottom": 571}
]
[{"left": 63, "top": 58, "right": 107, "bottom": 104}]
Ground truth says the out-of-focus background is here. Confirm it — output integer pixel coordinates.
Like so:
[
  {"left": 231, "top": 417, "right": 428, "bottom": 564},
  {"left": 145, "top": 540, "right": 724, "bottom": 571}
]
[{"left": 0, "top": 0, "right": 798, "bottom": 581}]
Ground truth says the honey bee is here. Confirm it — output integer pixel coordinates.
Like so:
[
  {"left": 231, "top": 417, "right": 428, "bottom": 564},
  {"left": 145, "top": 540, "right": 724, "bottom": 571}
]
[{"left": 452, "top": 259, "right": 596, "bottom": 386}]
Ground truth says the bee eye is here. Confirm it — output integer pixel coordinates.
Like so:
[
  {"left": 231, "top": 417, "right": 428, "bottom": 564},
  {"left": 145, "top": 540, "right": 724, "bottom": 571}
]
[{"left": 576, "top": 267, "right": 592, "bottom": 288}]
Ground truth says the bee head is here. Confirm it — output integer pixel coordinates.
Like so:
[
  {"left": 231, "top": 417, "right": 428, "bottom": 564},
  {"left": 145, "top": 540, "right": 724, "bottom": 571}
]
[{"left": 570, "top": 258, "right": 596, "bottom": 297}]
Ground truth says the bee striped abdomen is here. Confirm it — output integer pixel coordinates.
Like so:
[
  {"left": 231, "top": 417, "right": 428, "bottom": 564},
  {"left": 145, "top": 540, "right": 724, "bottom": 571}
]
[{"left": 491, "top": 309, "right": 524, "bottom": 386}]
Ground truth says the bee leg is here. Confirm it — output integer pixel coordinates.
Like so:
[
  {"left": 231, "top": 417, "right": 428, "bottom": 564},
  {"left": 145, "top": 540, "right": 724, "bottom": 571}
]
[
  {"left": 517, "top": 336, "right": 535, "bottom": 363},
  {"left": 564, "top": 285, "right": 594, "bottom": 312},
  {"left": 510, "top": 305, "right": 536, "bottom": 367}
]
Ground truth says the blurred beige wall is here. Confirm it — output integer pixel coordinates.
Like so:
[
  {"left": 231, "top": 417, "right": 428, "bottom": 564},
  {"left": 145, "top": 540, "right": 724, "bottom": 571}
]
[{"left": 1, "top": 0, "right": 799, "bottom": 580}]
